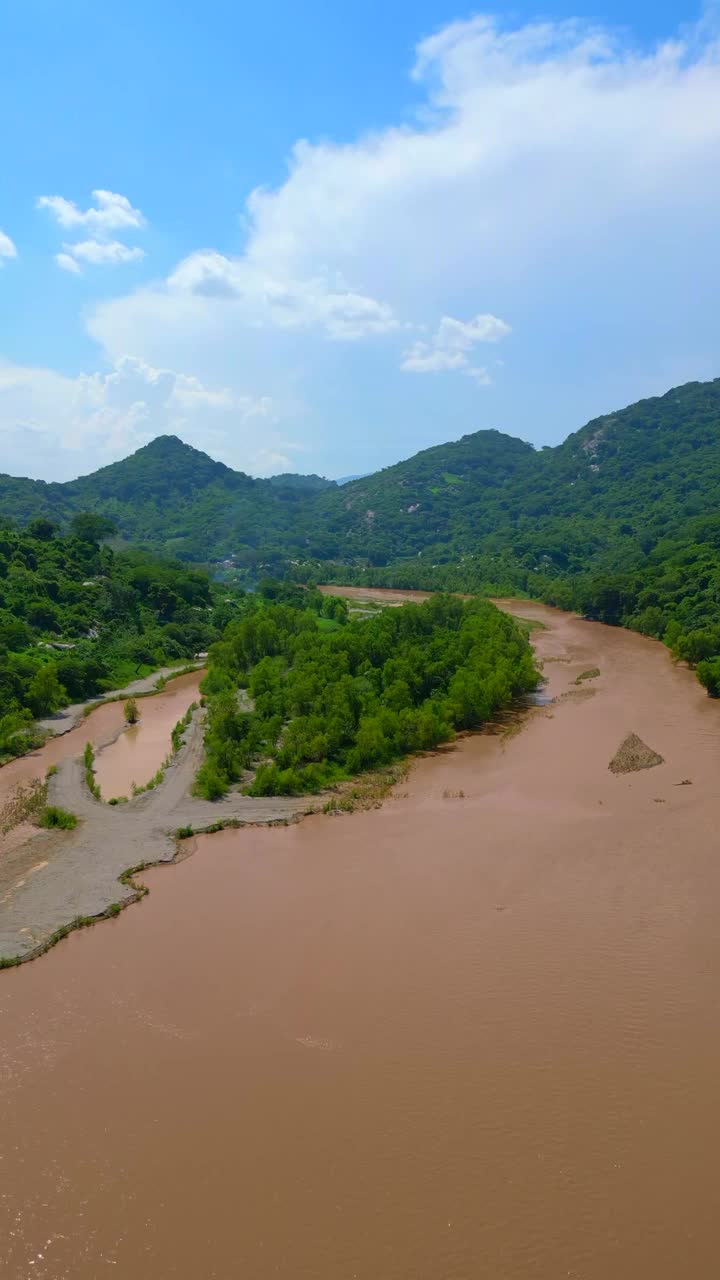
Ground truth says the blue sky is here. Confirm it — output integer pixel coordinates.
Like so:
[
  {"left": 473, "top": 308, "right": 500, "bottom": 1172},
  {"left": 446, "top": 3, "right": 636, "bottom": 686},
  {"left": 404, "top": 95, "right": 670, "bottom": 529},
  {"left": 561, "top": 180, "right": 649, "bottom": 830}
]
[{"left": 1, "top": 0, "right": 718, "bottom": 480}]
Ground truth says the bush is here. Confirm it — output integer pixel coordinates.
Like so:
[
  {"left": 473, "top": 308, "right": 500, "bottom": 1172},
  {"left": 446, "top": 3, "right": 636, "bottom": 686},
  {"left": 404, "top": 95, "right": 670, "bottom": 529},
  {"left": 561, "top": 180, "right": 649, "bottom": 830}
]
[
  {"left": 124, "top": 697, "right": 140, "bottom": 724},
  {"left": 38, "top": 805, "right": 78, "bottom": 830},
  {"left": 83, "top": 741, "right": 101, "bottom": 798},
  {"left": 193, "top": 761, "right": 228, "bottom": 801},
  {"left": 697, "top": 657, "right": 720, "bottom": 698}
]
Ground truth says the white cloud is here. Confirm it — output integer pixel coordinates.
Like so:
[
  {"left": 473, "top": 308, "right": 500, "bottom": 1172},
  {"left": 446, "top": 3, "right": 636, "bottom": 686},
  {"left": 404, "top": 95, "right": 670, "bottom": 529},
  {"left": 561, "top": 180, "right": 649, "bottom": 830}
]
[
  {"left": 37, "top": 190, "right": 145, "bottom": 233},
  {"left": 401, "top": 312, "right": 509, "bottom": 380},
  {"left": 401, "top": 346, "right": 468, "bottom": 373},
  {"left": 434, "top": 314, "right": 510, "bottom": 349},
  {"left": 160, "top": 249, "right": 397, "bottom": 340},
  {"left": 38, "top": 189, "right": 146, "bottom": 272},
  {"left": 56, "top": 252, "right": 82, "bottom": 274},
  {"left": 0, "top": 230, "right": 17, "bottom": 264},
  {"left": 0, "top": 355, "right": 276, "bottom": 480},
  {"left": 69, "top": 239, "right": 145, "bottom": 266},
  {"left": 58, "top": 240, "right": 145, "bottom": 273},
  {"left": 89, "top": 15, "right": 720, "bottom": 374}
]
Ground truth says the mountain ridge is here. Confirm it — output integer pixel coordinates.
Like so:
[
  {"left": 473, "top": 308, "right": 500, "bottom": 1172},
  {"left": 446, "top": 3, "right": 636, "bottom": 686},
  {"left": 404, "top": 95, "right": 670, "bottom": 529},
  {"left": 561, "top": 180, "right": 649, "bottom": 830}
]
[{"left": 1, "top": 378, "right": 719, "bottom": 576}]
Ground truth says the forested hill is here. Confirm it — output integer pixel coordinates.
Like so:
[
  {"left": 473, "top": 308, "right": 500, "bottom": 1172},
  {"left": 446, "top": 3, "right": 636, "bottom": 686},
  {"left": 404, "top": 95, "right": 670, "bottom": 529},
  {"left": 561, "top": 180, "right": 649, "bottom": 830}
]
[
  {"left": 0, "top": 514, "right": 231, "bottom": 761},
  {"left": 312, "top": 378, "right": 720, "bottom": 568},
  {"left": 1, "top": 378, "right": 720, "bottom": 578},
  {"left": 0, "top": 436, "right": 335, "bottom": 563}
]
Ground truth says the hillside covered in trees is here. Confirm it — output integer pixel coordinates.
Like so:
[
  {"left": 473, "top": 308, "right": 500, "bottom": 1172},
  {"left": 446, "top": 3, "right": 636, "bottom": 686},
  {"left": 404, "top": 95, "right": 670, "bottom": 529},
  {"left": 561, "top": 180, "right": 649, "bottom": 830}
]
[
  {"left": 0, "top": 513, "right": 227, "bottom": 760},
  {"left": 2, "top": 378, "right": 720, "bottom": 574},
  {"left": 0, "top": 435, "right": 334, "bottom": 565}
]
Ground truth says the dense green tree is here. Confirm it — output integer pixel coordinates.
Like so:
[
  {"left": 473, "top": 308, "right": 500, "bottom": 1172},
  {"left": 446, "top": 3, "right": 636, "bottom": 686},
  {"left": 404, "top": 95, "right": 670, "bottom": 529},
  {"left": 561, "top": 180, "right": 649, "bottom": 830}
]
[
  {"left": 26, "top": 664, "right": 67, "bottom": 717},
  {"left": 0, "top": 521, "right": 233, "bottom": 731},
  {"left": 70, "top": 512, "right": 117, "bottom": 544},
  {"left": 195, "top": 594, "right": 539, "bottom": 799},
  {"left": 27, "top": 517, "right": 58, "bottom": 541}
]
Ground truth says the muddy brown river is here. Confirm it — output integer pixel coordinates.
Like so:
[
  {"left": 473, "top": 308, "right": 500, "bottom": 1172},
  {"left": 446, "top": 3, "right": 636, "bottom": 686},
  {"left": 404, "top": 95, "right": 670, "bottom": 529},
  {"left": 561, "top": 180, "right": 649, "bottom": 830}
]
[
  {"left": 1, "top": 601, "right": 719, "bottom": 1278},
  {"left": 93, "top": 671, "right": 203, "bottom": 799}
]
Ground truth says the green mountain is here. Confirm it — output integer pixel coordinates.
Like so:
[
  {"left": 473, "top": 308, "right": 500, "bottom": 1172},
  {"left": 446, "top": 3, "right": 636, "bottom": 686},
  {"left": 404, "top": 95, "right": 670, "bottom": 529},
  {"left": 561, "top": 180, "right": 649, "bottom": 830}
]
[
  {"left": 3, "top": 380, "right": 720, "bottom": 574},
  {"left": 0, "top": 436, "right": 335, "bottom": 563},
  {"left": 2, "top": 379, "right": 720, "bottom": 686},
  {"left": 311, "top": 378, "right": 720, "bottom": 570}
]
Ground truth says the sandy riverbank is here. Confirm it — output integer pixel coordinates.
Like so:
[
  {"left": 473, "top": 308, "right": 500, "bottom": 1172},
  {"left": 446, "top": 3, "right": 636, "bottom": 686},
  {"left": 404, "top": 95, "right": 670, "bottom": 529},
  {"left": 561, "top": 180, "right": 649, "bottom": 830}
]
[{"left": 0, "top": 680, "right": 308, "bottom": 963}]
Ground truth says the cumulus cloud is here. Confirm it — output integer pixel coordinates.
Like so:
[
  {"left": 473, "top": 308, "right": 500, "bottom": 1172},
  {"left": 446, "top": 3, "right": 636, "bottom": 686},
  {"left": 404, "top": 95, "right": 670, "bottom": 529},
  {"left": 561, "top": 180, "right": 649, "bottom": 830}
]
[
  {"left": 136, "top": 249, "right": 398, "bottom": 341},
  {"left": 38, "top": 189, "right": 146, "bottom": 273},
  {"left": 0, "top": 355, "right": 276, "bottom": 480},
  {"left": 0, "top": 230, "right": 17, "bottom": 264},
  {"left": 401, "top": 312, "right": 509, "bottom": 380},
  {"left": 37, "top": 190, "right": 145, "bottom": 233},
  {"left": 89, "top": 15, "right": 720, "bottom": 368}
]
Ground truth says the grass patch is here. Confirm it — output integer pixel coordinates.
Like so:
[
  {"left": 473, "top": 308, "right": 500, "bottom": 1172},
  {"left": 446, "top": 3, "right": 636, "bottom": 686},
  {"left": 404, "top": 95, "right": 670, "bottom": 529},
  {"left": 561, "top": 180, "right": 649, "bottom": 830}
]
[
  {"left": 38, "top": 805, "right": 78, "bottom": 830},
  {"left": 132, "top": 768, "right": 165, "bottom": 796}
]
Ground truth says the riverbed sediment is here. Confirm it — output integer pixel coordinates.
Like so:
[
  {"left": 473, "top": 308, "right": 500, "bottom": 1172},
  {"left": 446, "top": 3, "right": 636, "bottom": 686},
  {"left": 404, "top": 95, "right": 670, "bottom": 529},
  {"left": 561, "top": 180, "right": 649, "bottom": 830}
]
[{"left": 0, "top": 708, "right": 310, "bottom": 963}]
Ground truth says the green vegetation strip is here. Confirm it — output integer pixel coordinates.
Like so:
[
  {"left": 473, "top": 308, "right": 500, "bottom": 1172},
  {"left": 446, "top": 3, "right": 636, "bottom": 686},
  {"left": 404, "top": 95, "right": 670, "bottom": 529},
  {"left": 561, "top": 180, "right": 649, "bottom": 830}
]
[{"left": 83, "top": 742, "right": 101, "bottom": 799}]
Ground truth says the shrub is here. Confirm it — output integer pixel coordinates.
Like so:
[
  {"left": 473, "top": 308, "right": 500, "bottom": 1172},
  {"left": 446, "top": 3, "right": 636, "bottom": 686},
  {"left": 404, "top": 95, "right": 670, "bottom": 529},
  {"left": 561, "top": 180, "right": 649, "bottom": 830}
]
[
  {"left": 697, "top": 657, "right": 720, "bottom": 698},
  {"left": 124, "top": 697, "right": 140, "bottom": 724},
  {"left": 83, "top": 742, "right": 101, "bottom": 798},
  {"left": 38, "top": 805, "right": 78, "bottom": 830},
  {"left": 193, "top": 761, "right": 228, "bottom": 800}
]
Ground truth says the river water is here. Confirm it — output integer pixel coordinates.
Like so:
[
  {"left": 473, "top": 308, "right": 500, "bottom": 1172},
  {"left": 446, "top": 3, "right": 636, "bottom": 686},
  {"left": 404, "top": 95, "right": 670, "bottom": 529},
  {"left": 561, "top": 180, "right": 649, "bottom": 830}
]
[
  {"left": 93, "top": 671, "right": 203, "bottom": 799},
  {"left": 0, "top": 671, "right": 204, "bottom": 812},
  {"left": 1, "top": 602, "right": 719, "bottom": 1278}
]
